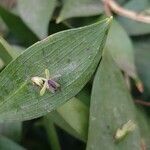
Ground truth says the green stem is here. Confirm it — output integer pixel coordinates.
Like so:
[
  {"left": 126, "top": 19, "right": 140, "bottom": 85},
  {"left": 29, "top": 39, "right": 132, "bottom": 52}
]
[{"left": 43, "top": 115, "right": 61, "bottom": 150}]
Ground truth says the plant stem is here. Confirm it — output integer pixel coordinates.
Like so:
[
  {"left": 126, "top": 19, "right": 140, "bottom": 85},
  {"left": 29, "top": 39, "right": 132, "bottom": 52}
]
[
  {"left": 43, "top": 115, "right": 61, "bottom": 150},
  {"left": 135, "top": 99, "right": 150, "bottom": 107},
  {"left": 103, "top": 0, "right": 150, "bottom": 23}
]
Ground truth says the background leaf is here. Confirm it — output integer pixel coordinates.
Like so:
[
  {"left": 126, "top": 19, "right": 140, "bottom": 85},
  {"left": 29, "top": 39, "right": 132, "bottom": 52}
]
[
  {"left": 0, "top": 5, "right": 38, "bottom": 46},
  {"left": 117, "top": 0, "right": 150, "bottom": 35},
  {"left": 133, "top": 36, "right": 150, "bottom": 98},
  {"left": 0, "top": 136, "right": 25, "bottom": 150},
  {"left": 17, "top": 0, "right": 57, "bottom": 39},
  {"left": 0, "top": 36, "right": 12, "bottom": 65},
  {"left": 57, "top": 97, "right": 89, "bottom": 141},
  {"left": 0, "top": 121, "right": 22, "bottom": 142},
  {"left": 0, "top": 58, "right": 4, "bottom": 70},
  {"left": 0, "top": 18, "right": 111, "bottom": 122},
  {"left": 86, "top": 51, "right": 141, "bottom": 150},
  {"left": 47, "top": 111, "right": 86, "bottom": 141},
  {"left": 57, "top": 0, "right": 103, "bottom": 23},
  {"left": 106, "top": 20, "right": 137, "bottom": 78},
  {"left": 0, "top": 36, "right": 24, "bottom": 67},
  {"left": 135, "top": 106, "right": 150, "bottom": 149}
]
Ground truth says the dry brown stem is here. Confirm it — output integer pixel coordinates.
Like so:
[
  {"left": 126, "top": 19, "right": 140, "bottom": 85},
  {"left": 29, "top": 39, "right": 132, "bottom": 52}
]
[{"left": 103, "top": 0, "right": 150, "bottom": 23}]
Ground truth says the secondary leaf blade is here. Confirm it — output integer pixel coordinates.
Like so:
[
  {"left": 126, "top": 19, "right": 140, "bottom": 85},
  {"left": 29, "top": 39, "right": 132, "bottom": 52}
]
[
  {"left": 0, "top": 5, "right": 38, "bottom": 46},
  {"left": 106, "top": 20, "right": 137, "bottom": 78},
  {"left": 57, "top": 0, "right": 103, "bottom": 23},
  {"left": 117, "top": 0, "right": 150, "bottom": 35},
  {"left": 86, "top": 51, "right": 141, "bottom": 150},
  {"left": 0, "top": 121, "right": 22, "bottom": 142},
  {"left": 133, "top": 36, "right": 150, "bottom": 98},
  {"left": 17, "top": 0, "right": 57, "bottom": 39},
  {"left": 0, "top": 36, "right": 12, "bottom": 65},
  {"left": 57, "top": 97, "right": 89, "bottom": 141},
  {"left": 0, "top": 136, "right": 25, "bottom": 150}
]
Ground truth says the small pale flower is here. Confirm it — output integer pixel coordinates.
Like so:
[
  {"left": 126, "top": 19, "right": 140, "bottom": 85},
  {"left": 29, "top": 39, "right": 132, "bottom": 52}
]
[
  {"left": 31, "top": 69, "right": 60, "bottom": 96},
  {"left": 115, "top": 120, "right": 136, "bottom": 141}
]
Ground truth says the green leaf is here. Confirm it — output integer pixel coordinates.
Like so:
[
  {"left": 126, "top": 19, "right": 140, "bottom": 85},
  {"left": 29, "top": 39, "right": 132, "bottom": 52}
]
[
  {"left": 57, "top": 97, "right": 89, "bottom": 141},
  {"left": 0, "top": 17, "right": 8, "bottom": 35},
  {"left": 0, "top": 58, "right": 4, "bottom": 70},
  {"left": 47, "top": 111, "right": 86, "bottom": 141},
  {"left": 135, "top": 106, "right": 150, "bottom": 149},
  {"left": 0, "top": 36, "right": 24, "bottom": 67},
  {"left": 17, "top": 0, "right": 57, "bottom": 39},
  {"left": 0, "top": 136, "right": 25, "bottom": 150},
  {"left": 76, "top": 85, "right": 91, "bottom": 106},
  {"left": 57, "top": 0, "right": 103, "bottom": 23},
  {"left": 133, "top": 36, "right": 150, "bottom": 98},
  {"left": 0, "top": 36, "right": 24, "bottom": 71},
  {"left": 0, "top": 18, "right": 112, "bottom": 122},
  {"left": 0, "top": 121, "right": 22, "bottom": 142},
  {"left": 106, "top": 20, "right": 137, "bottom": 78},
  {"left": 116, "top": 0, "right": 128, "bottom": 5},
  {"left": 117, "top": 0, "right": 150, "bottom": 35},
  {"left": 0, "top": 5, "right": 38, "bottom": 46},
  {"left": 0, "top": 36, "right": 13, "bottom": 65},
  {"left": 0, "top": 36, "right": 20, "bottom": 58},
  {"left": 86, "top": 51, "right": 141, "bottom": 150},
  {"left": 0, "top": 26, "right": 89, "bottom": 141}
]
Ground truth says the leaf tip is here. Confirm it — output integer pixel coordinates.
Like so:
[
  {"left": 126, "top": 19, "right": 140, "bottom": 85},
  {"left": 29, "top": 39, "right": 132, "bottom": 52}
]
[
  {"left": 135, "top": 79, "right": 144, "bottom": 93},
  {"left": 56, "top": 17, "right": 62, "bottom": 24},
  {"left": 107, "top": 16, "right": 113, "bottom": 24}
]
